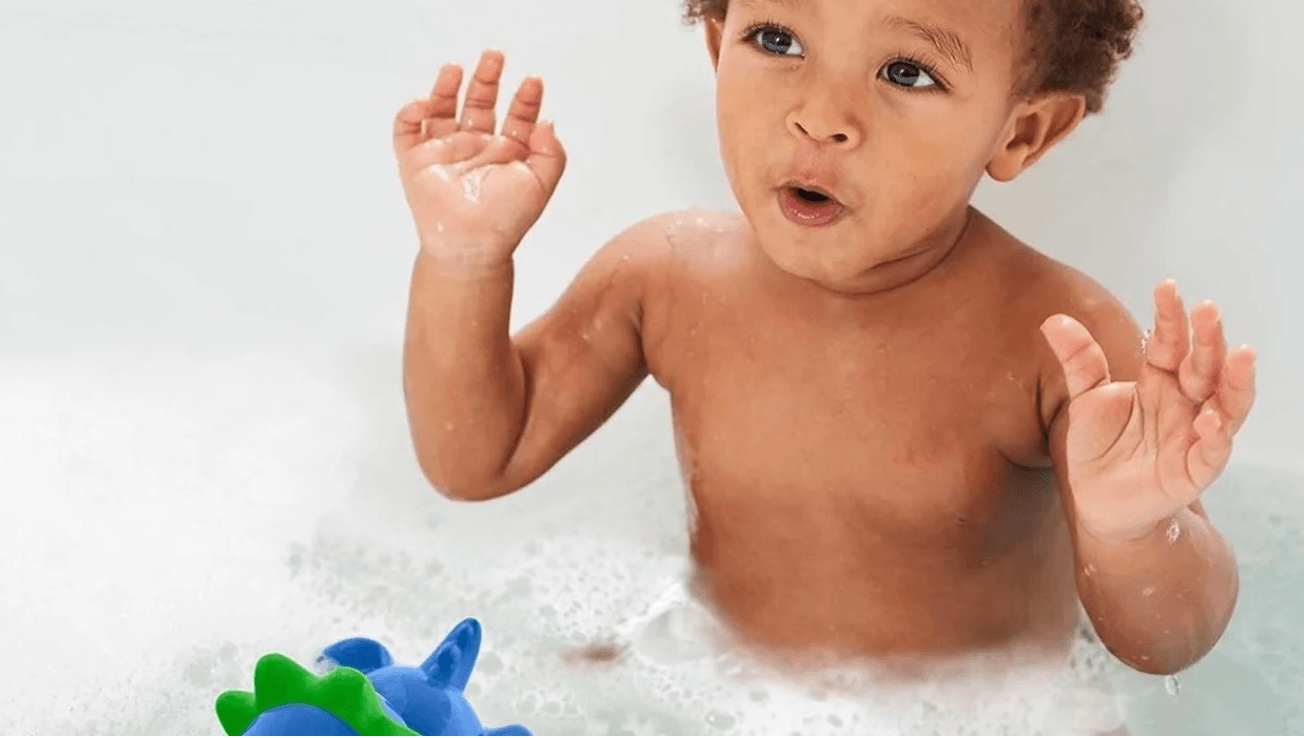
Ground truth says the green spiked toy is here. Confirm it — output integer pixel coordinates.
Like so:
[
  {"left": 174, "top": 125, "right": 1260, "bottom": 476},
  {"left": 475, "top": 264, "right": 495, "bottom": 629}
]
[{"left": 216, "top": 618, "right": 529, "bottom": 736}]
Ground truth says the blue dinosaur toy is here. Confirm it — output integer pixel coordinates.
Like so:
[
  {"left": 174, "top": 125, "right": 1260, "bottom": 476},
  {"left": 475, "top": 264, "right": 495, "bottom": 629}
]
[{"left": 215, "top": 618, "right": 530, "bottom": 736}]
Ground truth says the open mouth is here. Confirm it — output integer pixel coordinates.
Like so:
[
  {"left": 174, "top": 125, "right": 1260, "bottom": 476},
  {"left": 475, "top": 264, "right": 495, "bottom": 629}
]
[
  {"left": 794, "top": 187, "right": 830, "bottom": 203},
  {"left": 778, "top": 185, "right": 843, "bottom": 227}
]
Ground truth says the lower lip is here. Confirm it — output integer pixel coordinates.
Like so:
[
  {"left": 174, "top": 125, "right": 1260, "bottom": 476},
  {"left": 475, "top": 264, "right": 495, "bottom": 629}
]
[{"left": 777, "top": 188, "right": 844, "bottom": 228}]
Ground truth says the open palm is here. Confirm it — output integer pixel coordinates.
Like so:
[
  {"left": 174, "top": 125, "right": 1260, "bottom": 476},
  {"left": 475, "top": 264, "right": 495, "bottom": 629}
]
[
  {"left": 393, "top": 49, "right": 566, "bottom": 272},
  {"left": 1041, "top": 280, "right": 1258, "bottom": 541}
]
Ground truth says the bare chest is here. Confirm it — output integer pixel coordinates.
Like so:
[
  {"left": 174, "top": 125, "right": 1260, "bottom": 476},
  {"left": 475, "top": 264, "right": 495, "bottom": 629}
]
[{"left": 650, "top": 293, "right": 1055, "bottom": 554}]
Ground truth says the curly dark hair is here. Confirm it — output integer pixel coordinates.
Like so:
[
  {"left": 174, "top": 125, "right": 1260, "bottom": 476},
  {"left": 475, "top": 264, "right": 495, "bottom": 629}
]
[{"left": 681, "top": 0, "right": 1144, "bottom": 114}]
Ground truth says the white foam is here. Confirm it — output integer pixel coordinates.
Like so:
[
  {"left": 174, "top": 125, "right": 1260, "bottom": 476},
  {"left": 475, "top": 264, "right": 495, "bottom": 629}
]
[
  {"left": 0, "top": 354, "right": 367, "bottom": 733},
  {"left": 4, "top": 353, "right": 1299, "bottom": 734}
]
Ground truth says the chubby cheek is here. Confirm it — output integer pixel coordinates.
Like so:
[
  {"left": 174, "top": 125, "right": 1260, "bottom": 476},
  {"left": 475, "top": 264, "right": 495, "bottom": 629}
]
[
  {"left": 715, "top": 74, "right": 782, "bottom": 202},
  {"left": 870, "top": 130, "right": 987, "bottom": 230}
]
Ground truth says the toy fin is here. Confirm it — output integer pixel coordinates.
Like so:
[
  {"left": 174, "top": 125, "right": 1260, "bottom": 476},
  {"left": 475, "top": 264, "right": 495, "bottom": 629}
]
[
  {"left": 254, "top": 653, "right": 317, "bottom": 707},
  {"left": 421, "top": 618, "right": 481, "bottom": 691},
  {"left": 215, "top": 689, "right": 259, "bottom": 735}
]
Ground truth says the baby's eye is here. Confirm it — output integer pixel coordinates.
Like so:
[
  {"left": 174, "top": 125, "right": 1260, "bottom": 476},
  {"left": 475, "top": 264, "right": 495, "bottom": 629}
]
[
  {"left": 882, "top": 61, "right": 939, "bottom": 90},
  {"left": 750, "top": 26, "right": 804, "bottom": 57}
]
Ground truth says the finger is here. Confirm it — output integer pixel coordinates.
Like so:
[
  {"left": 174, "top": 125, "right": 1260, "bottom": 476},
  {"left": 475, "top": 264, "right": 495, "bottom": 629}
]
[
  {"left": 1186, "top": 405, "right": 1232, "bottom": 491},
  {"left": 459, "top": 49, "right": 505, "bottom": 133},
  {"left": 393, "top": 97, "right": 438, "bottom": 155},
  {"left": 1040, "top": 314, "right": 1112, "bottom": 400},
  {"left": 1178, "top": 300, "right": 1226, "bottom": 402},
  {"left": 1146, "top": 279, "right": 1189, "bottom": 372},
  {"left": 501, "top": 75, "right": 544, "bottom": 144},
  {"left": 524, "top": 120, "right": 568, "bottom": 196},
  {"left": 1207, "top": 345, "right": 1257, "bottom": 436},
  {"left": 423, "top": 63, "right": 465, "bottom": 141}
]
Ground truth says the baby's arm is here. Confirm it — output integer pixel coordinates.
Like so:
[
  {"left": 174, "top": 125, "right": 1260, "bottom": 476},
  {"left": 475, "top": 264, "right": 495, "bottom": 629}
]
[
  {"left": 1039, "top": 274, "right": 1244, "bottom": 674},
  {"left": 393, "top": 50, "right": 667, "bottom": 501},
  {"left": 404, "top": 218, "right": 662, "bottom": 501}
]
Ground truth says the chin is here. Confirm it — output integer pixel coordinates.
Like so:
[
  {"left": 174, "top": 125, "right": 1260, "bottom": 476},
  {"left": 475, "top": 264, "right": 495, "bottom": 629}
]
[
  {"left": 752, "top": 232, "right": 860, "bottom": 287},
  {"left": 743, "top": 210, "right": 856, "bottom": 280}
]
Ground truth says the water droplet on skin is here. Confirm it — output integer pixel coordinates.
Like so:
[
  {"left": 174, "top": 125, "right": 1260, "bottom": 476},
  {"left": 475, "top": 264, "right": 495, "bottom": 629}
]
[
  {"left": 1142, "top": 585, "right": 1156, "bottom": 596},
  {"left": 1083, "top": 563, "right": 1098, "bottom": 577},
  {"left": 1166, "top": 520, "right": 1181, "bottom": 544},
  {"left": 1165, "top": 674, "right": 1180, "bottom": 696},
  {"left": 462, "top": 166, "right": 489, "bottom": 204}
]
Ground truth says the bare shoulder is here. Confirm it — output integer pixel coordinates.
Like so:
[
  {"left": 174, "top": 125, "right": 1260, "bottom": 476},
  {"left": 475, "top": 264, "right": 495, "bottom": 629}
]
[
  {"left": 602, "top": 206, "right": 749, "bottom": 301},
  {"left": 588, "top": 208, "right": 743, "bottom": 283},
  {"left": 554, "top": 208, "right": 731, "bottom": 315},
  {"left": 1000, "top": 240, "right": 1147, "bottom": 426},
  {"left": 591, "top": 208, "right": 746, "bottom": 384},
  {"left": 602, "top": 208, "right": 742, "bottom": 255}
]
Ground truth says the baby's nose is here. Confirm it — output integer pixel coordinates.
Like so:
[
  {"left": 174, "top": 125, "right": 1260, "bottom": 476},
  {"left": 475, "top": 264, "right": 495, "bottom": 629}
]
[
  {"left": 792, "top": 120, "right": 851, "bottom": 145},
  {"left": 787, "top": 101, "right": 862, "bottom": 148}
]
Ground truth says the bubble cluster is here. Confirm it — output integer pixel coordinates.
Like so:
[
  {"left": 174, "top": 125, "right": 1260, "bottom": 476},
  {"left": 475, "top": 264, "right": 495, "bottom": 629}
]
[{"left": 9, "top": 354, "right": 1300, "bottom": 734}]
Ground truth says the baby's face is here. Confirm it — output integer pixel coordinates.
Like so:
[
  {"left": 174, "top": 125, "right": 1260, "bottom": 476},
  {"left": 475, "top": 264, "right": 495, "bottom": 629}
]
[{"left": 711, "top": 0, "right": 1029, "bottom": 291}]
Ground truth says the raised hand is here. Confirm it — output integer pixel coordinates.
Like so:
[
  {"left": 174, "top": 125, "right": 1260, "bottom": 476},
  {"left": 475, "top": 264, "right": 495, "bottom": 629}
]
[
  {"left": 393, "top": 49, "right": 566, "bottom": 275},
  {"left": 1040, "top": 280, "right": 1258, "bottom": 542}
]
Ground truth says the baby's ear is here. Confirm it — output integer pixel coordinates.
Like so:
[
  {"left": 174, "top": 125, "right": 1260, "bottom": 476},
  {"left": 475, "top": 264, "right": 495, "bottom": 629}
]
[
  {"left": 987, "top": 92, "right": 1086, "bottom": 182},
  {"left": 704, "top": 16, "right": 726, "bottom": 68}
]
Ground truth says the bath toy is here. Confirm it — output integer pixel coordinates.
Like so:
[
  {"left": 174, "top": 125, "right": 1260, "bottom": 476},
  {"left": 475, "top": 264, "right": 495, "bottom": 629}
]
[{"left": 215, "top": 617, "right": 530, "bottom": 736}]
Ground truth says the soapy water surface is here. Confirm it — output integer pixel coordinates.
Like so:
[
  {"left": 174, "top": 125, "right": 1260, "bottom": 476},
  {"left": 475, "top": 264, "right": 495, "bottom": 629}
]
[{"left": 0, "top": 353, "right": 1300, "bottom": 735}]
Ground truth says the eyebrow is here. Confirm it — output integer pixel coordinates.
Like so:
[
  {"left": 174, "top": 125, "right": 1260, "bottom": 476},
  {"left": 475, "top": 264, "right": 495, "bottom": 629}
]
[
  {"left": 735, "top": 0, "right": 805, "bottom": 11},
  {"left": 881, "top": 15, "right": 974, "bottom": 73}
]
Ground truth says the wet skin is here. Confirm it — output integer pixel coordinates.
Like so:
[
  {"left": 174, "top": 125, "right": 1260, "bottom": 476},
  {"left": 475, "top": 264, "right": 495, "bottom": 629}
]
[{"left": 398, "top": 0, "right": 1254, "bottom": 675}]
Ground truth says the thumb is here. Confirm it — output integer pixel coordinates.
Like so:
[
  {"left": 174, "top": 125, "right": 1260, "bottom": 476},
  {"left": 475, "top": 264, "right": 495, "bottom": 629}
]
[
  {"left": 525, "top": 120, "right": 567, "bottom": 196},
  {"left": 1040, "top": 314, "right": 1112, "bottom": 400}
]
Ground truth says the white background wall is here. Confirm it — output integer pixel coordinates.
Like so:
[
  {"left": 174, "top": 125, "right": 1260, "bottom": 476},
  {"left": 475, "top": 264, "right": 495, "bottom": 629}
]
[
  {"left": 0, "top": 1, "right": 1301, "bottom": 733},
  {"left": 1, "top": 0, "right": 1298, "bottom": 468}
]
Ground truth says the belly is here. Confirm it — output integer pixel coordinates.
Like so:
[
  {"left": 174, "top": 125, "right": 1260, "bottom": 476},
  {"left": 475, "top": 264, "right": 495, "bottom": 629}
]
[
  {"left": 673, "top": 411, "right": 1079, "bottom": 658},
  {"left": 689, "top": 503, "right": 1080, "bottom": 658}
]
